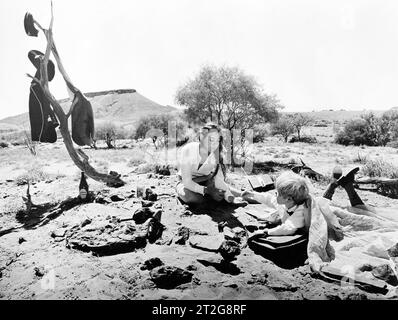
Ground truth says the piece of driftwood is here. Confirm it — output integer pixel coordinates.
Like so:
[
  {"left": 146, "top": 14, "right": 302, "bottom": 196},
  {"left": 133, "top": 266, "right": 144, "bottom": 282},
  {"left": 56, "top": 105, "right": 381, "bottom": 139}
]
[
  {"left": 355, "top": 178, "right": 398, "bottom": 199},
  {"left": 26, "top": 4, "right": 124, "bottom": 187}
]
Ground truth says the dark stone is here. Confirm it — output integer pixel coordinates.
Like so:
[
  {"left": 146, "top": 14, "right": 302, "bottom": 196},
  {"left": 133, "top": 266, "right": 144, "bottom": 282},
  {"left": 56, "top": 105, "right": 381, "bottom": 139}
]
[
  {"left": 144, "top": 188, "right": 158, "bottom": 202},
  {"left": 150, "top": 266, "right": 193, "bottom": 289},
  {"left": 34, "top": 266, "right": 45, "bottom": 277},
  {"left": 358, "top": 264, "right": 374, "bottom": 272},
  {"left": 110, "top": 195, "right": 125, "bottom": 202},
  {"left": 186, "top": 264, "right": 197, "bottom": 271},
  {"left": 81, "top": 218, "right": 92, "bottom": 228},
  {"left": 94, "top": 195, "right": 111, "bottom": 204},
  {"left": 141, "top": 258, "right": 164, "bottom": 271},
  {"left": 155, "top": 165, "right": 171, "bottom": 176},
  {"left": 18, "top": 237, "right": 27, "bottom": 244},
  {"left": 371, "top": 264, "right": 398, "bottom": 286},
  {"left": 175, "top": 227, "right": 190, "bottom": 245},
  {"left": 133, "top": 207, "right": 153, "bottom": 224},
  {"left": 146, "top": 218, "right": 165, "bottom": 244},
  {"left": 219, "top": 240, "right": 241, "bottom": 262},
  {"left": 388, "top": 243, "right": 398, "bottom": 258}
]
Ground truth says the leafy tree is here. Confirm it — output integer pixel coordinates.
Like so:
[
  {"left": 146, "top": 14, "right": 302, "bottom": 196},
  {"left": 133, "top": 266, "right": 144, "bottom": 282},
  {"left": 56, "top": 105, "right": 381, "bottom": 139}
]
[
  {"left": 271, "top": 115, "right": 295, "bottom": 142},
  {"left": 134, "top": 113, "right": 187, "bottom": 148},
  {"left": 95, "top": 122, "right": 124, "bottom": 149},
  {"left": 290, "top": 113, "right": 313, "bottom": 141},
  {"left": 175, "top": 65, "right": 282, "bottom": 164}
]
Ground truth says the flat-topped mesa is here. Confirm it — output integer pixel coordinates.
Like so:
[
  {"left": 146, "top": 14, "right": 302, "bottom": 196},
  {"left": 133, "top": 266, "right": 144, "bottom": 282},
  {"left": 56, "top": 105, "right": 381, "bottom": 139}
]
[{"left": 58, "top": 89, "right": 137, "bottom": 103}]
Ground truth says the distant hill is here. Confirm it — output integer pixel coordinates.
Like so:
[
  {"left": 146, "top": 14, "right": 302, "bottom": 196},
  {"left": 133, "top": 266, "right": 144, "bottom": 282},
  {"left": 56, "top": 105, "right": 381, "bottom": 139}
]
[
  {"left": 0, "top": 89, "right": 179, "bottom": 132},
  {"left": 284, "top": 109, "right": 388, "bottom": 123}
]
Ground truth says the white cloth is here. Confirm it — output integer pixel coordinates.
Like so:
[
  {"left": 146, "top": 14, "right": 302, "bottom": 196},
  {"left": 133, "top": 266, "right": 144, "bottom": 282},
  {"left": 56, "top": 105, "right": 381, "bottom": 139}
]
[
  {"left": 177, "top": 142, "right": 233, "bottom": 200},
  {"left": 251, "top": 192, "right": 305, "bottom": 236}
]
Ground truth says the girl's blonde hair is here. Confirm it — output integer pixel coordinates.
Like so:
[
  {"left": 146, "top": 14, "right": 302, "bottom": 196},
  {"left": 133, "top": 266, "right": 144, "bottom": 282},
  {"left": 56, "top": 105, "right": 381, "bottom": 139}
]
[{"left": 275, "top": 171, "right": 310, "bottom": 204}]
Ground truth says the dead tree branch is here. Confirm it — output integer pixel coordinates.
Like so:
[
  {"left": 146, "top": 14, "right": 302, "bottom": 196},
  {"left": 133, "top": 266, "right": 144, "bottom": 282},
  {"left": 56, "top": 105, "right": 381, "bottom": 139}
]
[{"left": 26, "top": 5, "right": 124, "bottom": 187}]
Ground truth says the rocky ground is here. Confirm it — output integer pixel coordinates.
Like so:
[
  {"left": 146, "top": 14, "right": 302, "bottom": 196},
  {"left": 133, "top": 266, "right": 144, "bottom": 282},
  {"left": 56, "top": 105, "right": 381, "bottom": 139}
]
[{"left": 1, "top": 140, "right": 398, "bottom": 300}]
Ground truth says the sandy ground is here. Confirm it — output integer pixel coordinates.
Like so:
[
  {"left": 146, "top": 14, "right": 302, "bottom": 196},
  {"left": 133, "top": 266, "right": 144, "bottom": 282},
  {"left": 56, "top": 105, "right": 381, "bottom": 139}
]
[{"left": 1, "top": 137, "right": 398, "bottom": 300}]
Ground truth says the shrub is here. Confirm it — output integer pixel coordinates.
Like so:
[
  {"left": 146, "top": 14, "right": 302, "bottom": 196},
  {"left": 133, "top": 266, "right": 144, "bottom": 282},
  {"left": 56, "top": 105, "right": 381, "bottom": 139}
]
[
  {"left": 253, "top": 125, "right": 269, "bottom": 143},
  {"left": 361, "top": 159, "right": 398, "bottom": 179},
  {"left": 95, "top": 122, "right": 127, "bottom": 148},
  {"left": 352, "top": 152, "right": 368, "bottom": 164},
  {"left": 335, "top": 118, "right": 373, "bottom": 146},
  {"left": 0, "top": 142, "right": 8, "bottom": 148},
  {"left": 387, "top": 140, "right": 398, "bottom": 149},
  {"left": 134, "top": 113, "right": 187, "bottom": 148},
  {"left": 289, "top": 135, "right": 317, "bottom": 144},
  {"left": 270, "top": 116, "right": 295, "bottom": 142},
  {"left": 335, "top": 112, "right": 398, "bottom": 147},
  {"left": 16, "top": 167, "right": 50, "bottom": 186}
]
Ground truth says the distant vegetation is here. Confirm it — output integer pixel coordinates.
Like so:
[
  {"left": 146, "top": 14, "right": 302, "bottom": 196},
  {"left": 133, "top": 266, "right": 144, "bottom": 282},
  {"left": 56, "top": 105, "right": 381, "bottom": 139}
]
[
  {"left": 270, "top": 113, "right": 315, "bottom": 143},
  {"left": 335, "top": 111, "right": 398, "bottom": 147}
]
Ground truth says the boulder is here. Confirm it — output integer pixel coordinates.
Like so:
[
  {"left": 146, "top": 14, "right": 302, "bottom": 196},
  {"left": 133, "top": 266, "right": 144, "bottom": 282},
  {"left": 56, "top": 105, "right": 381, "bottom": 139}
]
[
  {"left": 65, "top": 219, "right": 147, "bottom": 256},
  {"left": 388, "top": 243, "right": 398, "bottom": 258},
  {"left": 150, "top": 266, "right": 193, "bottom": 289},
  {"left": 189, "top": 235, "right": 224, "bottom": 252},
  {"left": 219, "top": 240, "right": 241, "bottom": 262},
  {"left": 144, "top": 188, "right": 158, "bottom": 202},
  {"left": 141, "top": 258, "right": 164, "bottom": 271},
  {"left": 371, "top": 264, "right": 398, "bottom": 286},
  {"left": 146, "top": 218, "right": 165, "bottom": 244},
  {"left": 175, "top": 227, "right": 190, "bottom": 245},
  {"left": 133, "top": 207, "right": 154, "bottom": 224}
]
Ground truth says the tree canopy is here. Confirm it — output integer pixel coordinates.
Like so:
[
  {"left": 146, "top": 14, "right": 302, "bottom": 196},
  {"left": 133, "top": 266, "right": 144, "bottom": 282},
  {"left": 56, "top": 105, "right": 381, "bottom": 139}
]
[{"left": 175, "top": 65, "right": 282, "bottom": 131}]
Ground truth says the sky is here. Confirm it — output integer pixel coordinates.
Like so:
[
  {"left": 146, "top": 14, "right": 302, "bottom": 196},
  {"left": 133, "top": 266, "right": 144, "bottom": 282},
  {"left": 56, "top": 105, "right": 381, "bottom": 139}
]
[{"left": 1, "top": 0, "right": 398, "bottom": 120}]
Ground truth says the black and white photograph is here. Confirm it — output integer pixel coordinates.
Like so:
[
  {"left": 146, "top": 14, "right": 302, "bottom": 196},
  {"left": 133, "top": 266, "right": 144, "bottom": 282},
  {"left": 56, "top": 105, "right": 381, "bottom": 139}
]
[{"left": 1, "top": 0, "right": 398, "bottom": 306}]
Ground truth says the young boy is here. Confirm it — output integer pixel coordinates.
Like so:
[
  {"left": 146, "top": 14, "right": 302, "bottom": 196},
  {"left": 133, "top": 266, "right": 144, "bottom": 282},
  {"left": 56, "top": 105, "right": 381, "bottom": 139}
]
[{"left": 242, "top": 171, "right": 310, "bottom": 236}]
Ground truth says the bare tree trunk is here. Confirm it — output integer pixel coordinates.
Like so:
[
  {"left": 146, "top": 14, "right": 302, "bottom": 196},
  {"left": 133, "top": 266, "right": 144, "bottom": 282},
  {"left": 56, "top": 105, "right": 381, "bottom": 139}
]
[{"left": 27, "top": 6, "right": 124, "bottom": 187}]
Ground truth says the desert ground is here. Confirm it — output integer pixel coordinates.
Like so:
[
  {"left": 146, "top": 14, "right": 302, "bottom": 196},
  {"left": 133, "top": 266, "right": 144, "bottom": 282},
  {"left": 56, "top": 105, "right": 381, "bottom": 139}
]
[{"left": 1, "top": 126, "right": 398, "bottom": 300}]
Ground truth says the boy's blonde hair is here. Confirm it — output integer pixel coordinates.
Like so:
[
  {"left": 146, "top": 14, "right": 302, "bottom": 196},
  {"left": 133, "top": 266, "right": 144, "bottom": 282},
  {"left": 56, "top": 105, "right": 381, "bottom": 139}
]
[{"left": 275, "top": 171, "right": 310, "bottom": 204}]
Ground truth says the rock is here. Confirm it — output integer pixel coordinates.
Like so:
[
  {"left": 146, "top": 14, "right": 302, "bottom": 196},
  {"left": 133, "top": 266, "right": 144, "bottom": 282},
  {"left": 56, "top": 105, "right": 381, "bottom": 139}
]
[
  {"left": 110, "top": 194, "right": 125, "bottom": 202},
  {"left": 34, "top": 266, "right": 45, "bottom": 277},
  {"left": 186, "top": 264, "right": 197, "bottom": 271},
  {"left": 51, "top": 229, "right": 67, "bottom": 238},
  {"left": 133, "top": 207, "right": 153, "bottom": 224},
  {"left": 223, "top": 281, "right": 238, "bottom": 289},
  {"left": 219, "top": 240, "right": 241, "bottom": 262},
  {"left": 358, "top": 264, "right": 374, "bottom": 272},
  {"left": 189, "top": 235, "right": 224, "bottom": 252},
  {"left": 155, "top": 165, "right": 171, "bottom": 176},
  {"left": 65, "top": 220, "right": 147, "bottom": 256},
  {"left": 344, "top": 293, "right": 368, "bottom": 300},
  {"left": 81, "top": 218, "right": 92, "bottom": 228},
  {"left": 144, "top": 188, "right": 158, "bottom": 202},
  {"left": 141, "top": 200, "right": 154, "bottom": 208},
  {"left": 388, "top": 243, "right": 398, "bottom": 258},
  {"left": 146, "top": 218, "right": 165, "bottom": 244},
  {"left": 182, "top": 210, "right": 193, "bottom": 216},
  {"left": 150, "top": 266, "right": 193, "bottom": 289},
  {"left": 18, "top": 237, "right": 26, "bottom": 244},
  {"left": 175, "top": 227, "right": 190, "bottom": 245},
  {"left": 141, "top": 258, "right": 164, "bottom": 271},
  {"left": 94, "top": 195, "right": 111, "bottom": 204},
  {"left": 372, "top": 264, "right": 398, "bottom": 286}
]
